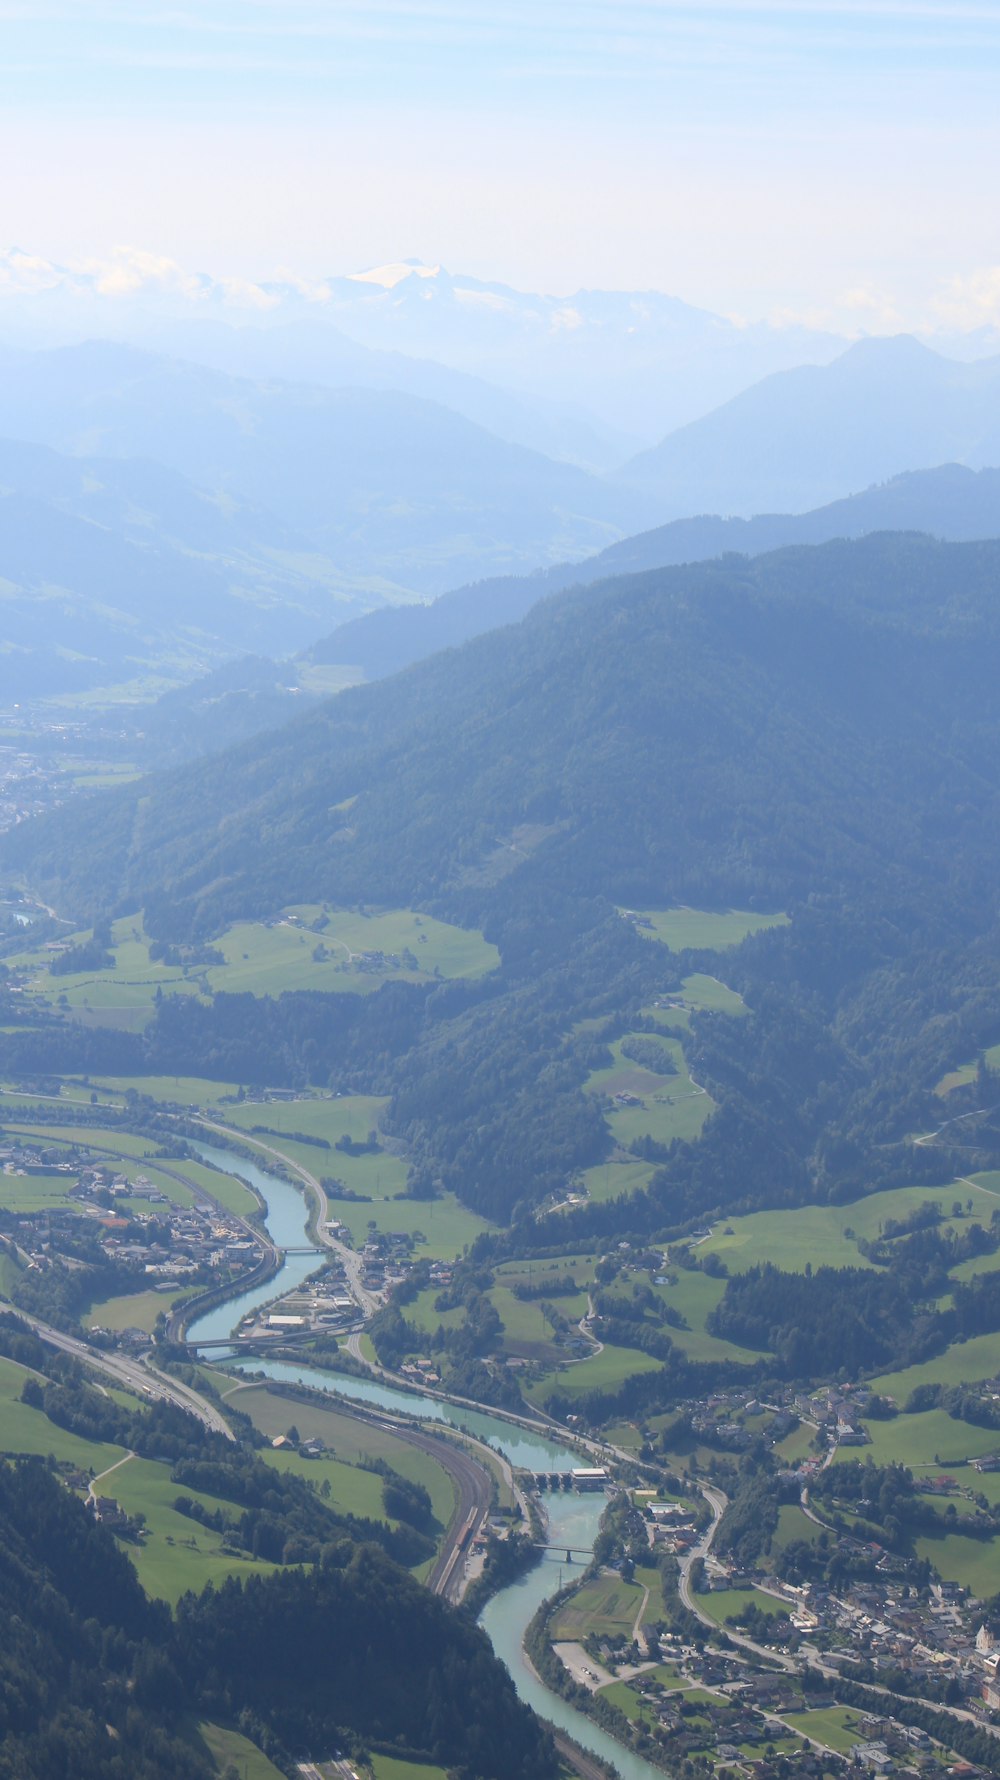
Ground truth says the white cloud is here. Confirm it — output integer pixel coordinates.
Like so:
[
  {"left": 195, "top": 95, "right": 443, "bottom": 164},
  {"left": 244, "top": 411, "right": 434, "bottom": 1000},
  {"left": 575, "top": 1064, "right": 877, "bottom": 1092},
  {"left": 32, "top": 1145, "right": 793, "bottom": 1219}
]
[{"left": 931, "top": 266, "right": 1000, "bottom": 330}]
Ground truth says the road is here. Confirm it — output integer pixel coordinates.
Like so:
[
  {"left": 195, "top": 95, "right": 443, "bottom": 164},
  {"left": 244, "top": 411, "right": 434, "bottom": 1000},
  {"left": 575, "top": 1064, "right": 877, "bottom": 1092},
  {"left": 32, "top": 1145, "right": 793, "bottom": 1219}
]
[
  {"left": 196, "top": 1118, "right": 381, "bottom": 1317},
  {"left": 677, "top": 1482, "right": 798, "bottom": 1675},
  {"left": 11, "top": 1307, "right": 235, "bottom": 1439}
]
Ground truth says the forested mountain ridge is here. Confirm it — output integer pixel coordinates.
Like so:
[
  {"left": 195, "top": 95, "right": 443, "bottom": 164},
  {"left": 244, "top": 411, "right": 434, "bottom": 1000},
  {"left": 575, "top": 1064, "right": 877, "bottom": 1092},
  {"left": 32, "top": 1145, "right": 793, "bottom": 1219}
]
[
  {"left": 616, "top": 334, "right": 1000, "bottom": 516},
  {"left": 7, "top": 533, "right": 1000, "bottom": 1227},
  {"left": 305, "top": 461, "right": 1000, "bottom": 688},
  {"left": 10, "top": 531, "right": 1000, "bottom": 937}
]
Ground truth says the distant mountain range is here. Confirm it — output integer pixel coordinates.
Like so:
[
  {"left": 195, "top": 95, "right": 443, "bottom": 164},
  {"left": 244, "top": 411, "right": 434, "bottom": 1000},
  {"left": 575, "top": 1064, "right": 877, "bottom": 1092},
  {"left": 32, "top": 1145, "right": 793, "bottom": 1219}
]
[
  {"left": 0, "top": 341, "right": 644, "bottom": 612},
  {"left": 6, "top": 329, "right": 1000, "bottom": 703},
  {"left": 0, "top": 437, "right": 378, "bottom": 699},
  {"left": 617, "top": 336, "right": 1000, "bottom": 517},
  {"left": 304, "top": 463, "right": 1000, "bottom": 686},
  {"left": 0, "top": 250, "right": 853, "bottom": 439}
]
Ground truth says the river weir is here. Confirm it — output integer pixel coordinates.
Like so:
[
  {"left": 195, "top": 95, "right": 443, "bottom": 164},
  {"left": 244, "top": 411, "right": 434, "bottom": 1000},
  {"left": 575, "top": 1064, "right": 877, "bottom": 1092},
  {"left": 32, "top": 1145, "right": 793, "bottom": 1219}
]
[{"left": 187, "top": 1141, "right": 668, "bottom": 1780}]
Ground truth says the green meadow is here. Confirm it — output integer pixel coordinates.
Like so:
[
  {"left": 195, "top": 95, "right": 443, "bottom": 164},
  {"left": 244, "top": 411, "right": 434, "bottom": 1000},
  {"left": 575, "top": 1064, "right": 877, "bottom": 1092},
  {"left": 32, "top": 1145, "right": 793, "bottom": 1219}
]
[
  {"left": 85, "top": 1286, "right": 198, "bottom": 1335},
  {"left": 206, "top": 905, "right": 499, "bottom": 997},
  {"left": 524, "top": 1342, "right": 662, "bottom": 1404},
  {"left": 196, "top": 1722, "right": 286, "bottom": 1780},
  {"left": 700, "top": 1181, "right": 1000, "bottom": 1274},
  {"left": 549, "top": 1572, "right": 648, "bottom": 1639},
  {"left": 622, "top": 906, "right": 789, "bottom": 952},
  {"left": 867, "top": 1331, "right": 1000, "bottom": 1401},
  {"left": 586, "top": 1033, "right": 713, "bottom": 1149},
  {"left": 227, "top": 1383, "right": 457, "bottom": 1531},
  {"left": 782, "top": 1708, "right": 865, "bottom": 1756},
  {"left": 694, "top": 1586, "right": 787, "bottom": 1626},
  {"left": 368, "top": 1757, "right": 449, "bottom": 1780},
  {"left": 835, "top": 1407, "right": 1000, "bottom": 1469},
  {"left": 650, "top": 1268, "right": 757, "bottom": 1365},
  {"left": 0, "top": 1118, "right": 259, "bottom": 1218},
  {"left": 9, "top": 905, "right": 498, "bottom": 1029},
  {"left": 580, "top": 1157, "right": 657, "bottom": 1205}
]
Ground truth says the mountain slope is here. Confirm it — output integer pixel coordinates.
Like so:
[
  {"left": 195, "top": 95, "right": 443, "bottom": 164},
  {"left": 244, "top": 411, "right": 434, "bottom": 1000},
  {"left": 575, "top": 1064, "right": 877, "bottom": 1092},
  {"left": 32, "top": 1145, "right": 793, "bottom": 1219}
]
[
  {"left": 0, "top": 341, "right": 645, "bottom": 596},
  {"left": 9, "top": 532, "right": 1000, "bottom": 941},
  {"left": 8, "top": 533, "right": 1000, "bottom": 1225},
  {"left": 305, "top": 462, "right": 1000, "bottom": 685},
  {"left": 0, "top": 439, "right": 378, "bottom": 698},
  {"left": 617, "top": 336, "right": 1000, "bottom": 517}
]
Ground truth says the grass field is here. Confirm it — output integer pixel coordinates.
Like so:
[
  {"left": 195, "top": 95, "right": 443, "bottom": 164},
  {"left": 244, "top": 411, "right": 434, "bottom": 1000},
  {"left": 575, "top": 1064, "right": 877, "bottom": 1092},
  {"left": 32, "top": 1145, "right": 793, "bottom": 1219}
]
[
  {"left": 700, "top": 1181, "right": 1000, "bottom": 1275},
  {"left": 368, "top": 1757, "right": 449, "bottom": 1780},
  {"left": 650, "top": 1269, "right": 758, "bottom": 1366},
  {"left": 768, "top": 1502, "right": 824, "bottom": 1556},
  {"left": 224, "top": 1382, "right": 457, "bottom": 1531},
  {"left": 0, "top": 1353, "right": 124, "bottom": 1473},
  {"left": 0, "top": 1118, "right": 260, "bottom": 1218},
  {"left": 219, "top": 1095, "right": 411, "bottom": 1201},
  {"left": 868, "top": 1331, "right": 1000, "bottom": 1402},
  {"left": 579, "top": 1157, "right": 657, "bottom": 1204},
  {"left": 196, "top": 1721, "right": 286, "bottom": 1780},
  {"left": 102, "top": 1451, "right": 276, "bottom": 1602},
  {"left": 525, "top": 1341, "right": 662, "bottom": 1405},
  {"left": 834, "top": 1407, "right": 1000, "bottom": 1469},
  {"left": 915, "top": 1527, "right": 1000, "bottom": 1596},
  {"left": 206, "top": 906, "right": 499, "bottom": 997},
  {"left": 695, "top": 1586, "right": 787, "bottom": 1626},
  {"left": 936, "top": 1042, "right": 1000, "bottom": 1096},
  {"left": 621, "top": 906, "right": 789, "bottom": 953},
  {"left": 586, "top": 1034, "right": 714, "bottom": 1149},
  {"left": 549, "top": 1572, "right": 647, "bottom": 1639},
  {"left": 87, "top": 1075, "right": 244, "bottom": 1107},
  {"left": 782, "top": 1707, "right": 865, "bottom": 1755},
  {"left": 0, "top": 1167, "right": 79, "bottom": 1213},
  {"left": 85, "top": 1286, "right": 198, "bottom": 1334},
  {"left": 10, "top": 906, "right": 498, "bottom": 1027},
  {"left": 678, "top": 973, "right": 748, "bottom": 1016}
]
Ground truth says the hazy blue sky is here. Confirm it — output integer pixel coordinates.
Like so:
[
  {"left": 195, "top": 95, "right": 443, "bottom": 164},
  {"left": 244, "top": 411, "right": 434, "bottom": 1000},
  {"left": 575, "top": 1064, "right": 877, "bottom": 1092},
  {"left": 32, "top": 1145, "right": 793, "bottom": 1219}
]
[{"left": 2, "top": 2, "right": 999, "bottom": 329}]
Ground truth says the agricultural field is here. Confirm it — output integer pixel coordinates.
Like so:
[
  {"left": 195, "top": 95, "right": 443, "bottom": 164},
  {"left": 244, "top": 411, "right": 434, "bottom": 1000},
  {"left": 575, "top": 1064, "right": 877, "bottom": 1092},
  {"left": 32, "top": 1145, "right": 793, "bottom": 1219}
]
[
  {"left": 549, "top": 1571, "right": 648, "bottom": 1640},
  {"left": 834, "top": 1407, "right": 1000, "bottom": 1470},
  {"left": 867, "top": 1331, "right": 1000, "bottom": 1402},
  {"left": 7, "top": 905, "right": 499, "bottom": 1029},
  {"left": 579, "top": 1157, "right": 657, "bottom": 1205},
  {"left": 0, "top": 1353, "right": 124, "bottom": 1473},
  {"left": 649, "top": 1268, "right": 758, "bottom": 1366},
  {"left": 524, "top": 1342, "right": 662, "bottom": 1405},
  {"left": 699, "top": 1180, "right": 1000, "bottom": 1275},
  {"left": 108, "top": 1452, "right": 276, "bottom": 1603},
  {"left": 0, "top": 1117, "right": 260, "bottom": 1218},
  {"left": 225, "top": 1382, "right": 457, "bottom": 1531},
  {"left": 219, "top": 1094, "right": 410, "bottom": 1200},
  {"left": 196, "top": 1721, "right": 286, "bottom": 1780},
  {"left": 620, "top": 906, "right": 789, "bottom": 953},
  {"left": 85, "top": 1286, "right": 199, "bottom": 1335},
  {"left": 585, "top": 1032, "right": 713, "bottom": 1149},
  {"left": 936, "top": 1041, "right": 1000, "bottom": 1096},
  {"left": 206, "top": 905, "right": 499, "bottom": 997},
  {"left": 367, "top": 1758, "right": 449, "bottom": 1780},
  {"left": 0, "top": 1166, "right": 79, "bottom": 1213},
  {"left": 768, "top": 1502, "right": 824, "bottom": 1556},
  {"left": 914, "top": 1527, "right": 1000, "bottom": 1596}
]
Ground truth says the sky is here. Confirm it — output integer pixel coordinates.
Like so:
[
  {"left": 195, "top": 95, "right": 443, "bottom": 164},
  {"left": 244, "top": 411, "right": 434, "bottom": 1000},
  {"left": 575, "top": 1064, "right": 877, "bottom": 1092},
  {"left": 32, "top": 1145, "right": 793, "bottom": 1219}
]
[{"left": 1, "top": 1, "right": 999, "bottom": 332}]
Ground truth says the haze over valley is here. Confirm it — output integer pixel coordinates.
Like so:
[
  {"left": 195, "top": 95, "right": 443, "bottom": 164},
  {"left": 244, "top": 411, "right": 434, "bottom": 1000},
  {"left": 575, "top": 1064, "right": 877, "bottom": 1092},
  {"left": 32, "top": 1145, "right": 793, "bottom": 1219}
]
[{"left": 6, "top": 8, "right": 1000, "bottom": 1780}]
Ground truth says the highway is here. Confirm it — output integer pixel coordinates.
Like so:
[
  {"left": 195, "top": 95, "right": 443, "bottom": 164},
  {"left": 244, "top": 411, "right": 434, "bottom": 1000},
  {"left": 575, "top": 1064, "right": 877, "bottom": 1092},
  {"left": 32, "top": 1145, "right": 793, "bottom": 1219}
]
[{"left": 10, "top": 1307, "right": 235, "bottom": 1440}]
